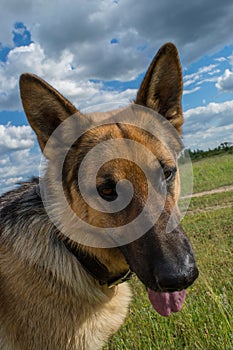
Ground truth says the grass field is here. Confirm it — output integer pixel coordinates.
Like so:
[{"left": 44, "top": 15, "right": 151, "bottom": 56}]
[
  {"left": 179, "top": 153, "right": 233, "bottom": 197},
  {"left": 103, "top": 154, "right": 233, "bottom": 350},
  {"left": 192, "top": 153, "right": 233, "bottom": 193}
]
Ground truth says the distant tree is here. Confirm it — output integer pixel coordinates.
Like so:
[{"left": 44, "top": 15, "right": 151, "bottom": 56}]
[{"left": 187, "top": 142, "right": 233, "bottom": 161}]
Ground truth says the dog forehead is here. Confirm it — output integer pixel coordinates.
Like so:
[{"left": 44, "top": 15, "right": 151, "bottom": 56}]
[
  {"left": 85, "top": 107, "right": 182, "bottom": 157},
  {"left": 85, "top": 123, "right": 173, "bottom": 164}
]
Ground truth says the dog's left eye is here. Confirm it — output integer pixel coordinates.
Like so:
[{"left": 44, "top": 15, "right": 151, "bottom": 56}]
[
  {"left": 97, "top": 183, "right": 117, "bottom": 201},
  {"left": 163, "top": 168, "right": 176, "bottom": 183}
]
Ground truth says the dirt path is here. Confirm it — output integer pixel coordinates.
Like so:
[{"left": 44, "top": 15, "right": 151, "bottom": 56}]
[
  {"left": 185, "top": 203, "right": 233, "bottom": 214},
  {"left": 182, "top": 184, "right": 233, "bottom": 199},
  {"left": 181, "top": 184, "right": 233, "bottom": 214}
]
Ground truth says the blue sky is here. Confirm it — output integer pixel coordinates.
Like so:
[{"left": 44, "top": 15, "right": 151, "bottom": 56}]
[{"left": 1, "top": 0, "right": 233, "bottom": 194}]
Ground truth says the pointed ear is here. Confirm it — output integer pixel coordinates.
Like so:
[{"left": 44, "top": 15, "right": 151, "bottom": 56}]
[
  {"left": 20, "top": 73, "right": 78, "bottom": 151},
  {"left": 136, "top": 43, "right": 183, "bottom": 134}
]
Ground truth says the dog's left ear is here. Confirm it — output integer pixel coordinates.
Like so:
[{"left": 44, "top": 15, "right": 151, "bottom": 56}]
[
  {"left": 136, "top": 43, "right": 183, "bottom": 134},
  {"left": 20, "top": 73, "right": 80, "bottom": 154}
]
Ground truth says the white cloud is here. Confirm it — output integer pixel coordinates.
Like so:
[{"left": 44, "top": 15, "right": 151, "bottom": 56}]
[
  {"left": 196, "top": 76, "right": 219, "bottom": 86},
  {"left": 0, "top": 0, "right": 148, "bottom": 82},
  {"left": 183, "top": 100, "right": 233, "bottom": 150},
  {"left": 208, "top": 69, "right": 221, "bottom": 76},
  {"left": 0, "top": 1, "right": 233, "bottom": 115},
  {"left": 0, "top": 147, "right": 42, "bottom": 194},
  {"left": 183, "top": 64, "right": 218, "bottom": 87},
  {"left": 0, "top": 124, "right": 34, "bottom": 154},
  {"left": 183, "top": 86, "right": 200, "bottom": 95},
  {"left": 1, "top": 0, "right": 233, "bottom": 76},
  {"left": 0, "top": 42, "right": 137, "bottom": 112},
  {"left": 184, "top": 123, "right": 233, "bottom": 151},
  {"left": 216, "top": 69, "right": 233, "bottom": 92},
  {"left": 215, "top": 53, "right": 233, "bottom": 92},
  {"left": 184, "top": 100, "right": 233, "bottom": 121},
  {"left": 182, "top": 62, "right": 221, "bottom": 95},
  {"left": 215, "top": 57, "right": 227, "bottom": 62},
  {"left": 0, "top": 124, "right": 39, "bottom": 194}
]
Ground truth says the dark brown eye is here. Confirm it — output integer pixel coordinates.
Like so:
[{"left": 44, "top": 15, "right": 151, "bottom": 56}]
[
  {"left": 102, "top": 188, "right": 114, "bottom": 196},
  {"left": 163, "top": 167, "right": 176, "bottom": 183},
  {"left": 97, "top": 182, "right": 117, "bottom": 201},
  {"left": 164, "top": 170, "right": 173, "bottom": 181}
]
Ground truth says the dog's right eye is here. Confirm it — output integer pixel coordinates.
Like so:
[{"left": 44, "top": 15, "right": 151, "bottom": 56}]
[{"left": 97, "top": 182, "right": 118, "bottom": 201}]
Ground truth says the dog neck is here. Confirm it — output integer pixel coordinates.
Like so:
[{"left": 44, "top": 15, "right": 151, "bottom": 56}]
[{"left": 62, "top": 238, "right": 133, "bottom": 288}]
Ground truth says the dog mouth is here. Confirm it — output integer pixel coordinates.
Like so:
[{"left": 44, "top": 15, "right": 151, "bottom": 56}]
[
  {"left": 147, "top": 289, "right": 187, "bottom": 317},
  {"left": 119, "top": 223, "right": 199, "bottom": 317}
]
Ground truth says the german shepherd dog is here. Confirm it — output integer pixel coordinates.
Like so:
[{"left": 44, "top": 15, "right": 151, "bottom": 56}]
[{"left": 0, "top": 43, "right": 198, "bottom": 350}]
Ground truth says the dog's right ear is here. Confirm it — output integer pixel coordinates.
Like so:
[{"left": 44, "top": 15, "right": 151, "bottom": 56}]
[
  {"left": 20, "top": 74, "right": 79, "bottom": 152},
  {"left": 136, "top": 43, "right": 183, "bottom": 134}
]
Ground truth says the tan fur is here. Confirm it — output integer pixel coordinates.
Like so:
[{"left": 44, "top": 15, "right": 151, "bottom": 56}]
[
  {"left": 0, "top": 43, "right": 186, "bottom": 349},
  {"left": 0, "top": 219, "right": 131, "bottom": 350}
]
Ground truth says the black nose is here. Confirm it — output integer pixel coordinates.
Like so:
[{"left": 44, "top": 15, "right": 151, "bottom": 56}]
[
  {"left": 154, "top": 258, "right": 199, "bottom": 292},
  {"left": 119, "top": 221, "right": 199, "bottom": 293}
]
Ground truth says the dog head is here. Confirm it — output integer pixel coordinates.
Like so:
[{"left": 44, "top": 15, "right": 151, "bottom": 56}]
[{"left": 20, "top": 43, "right": 198, "bottom": 316}]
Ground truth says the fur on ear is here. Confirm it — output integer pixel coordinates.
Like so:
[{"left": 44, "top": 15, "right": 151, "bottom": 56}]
[
  {"left": 136, "top": 43, "right": 183, "bottom": 134},
  {"left": 20, "top": 74, "right": 79, "bottom": 151}
]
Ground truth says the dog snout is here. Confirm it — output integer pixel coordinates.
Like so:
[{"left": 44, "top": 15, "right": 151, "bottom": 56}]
[
  {"left": 153, "top": 253, "right": 199, "bottom": 292},
  {"left": 120, "top": 223, "right": 199, "bottom": 292},
  {"left": 152, "top": 226, "right": 199, "bottom": 292}
]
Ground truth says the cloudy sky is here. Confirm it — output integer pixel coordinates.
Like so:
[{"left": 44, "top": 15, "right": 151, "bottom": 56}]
[{"left": 1, "top": 0, "right": 233, "bottom": 194}]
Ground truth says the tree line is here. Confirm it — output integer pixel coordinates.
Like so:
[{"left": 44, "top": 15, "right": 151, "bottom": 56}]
[{"left": 179, "top": 142, "right": 233, "bottom": 163}]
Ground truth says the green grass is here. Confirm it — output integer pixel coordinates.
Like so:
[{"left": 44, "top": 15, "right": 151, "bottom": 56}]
[
  {"left": 103, "top": 155, "right": 233, "bottom": 350},
  {"left": 192, "top": 154, "right": 233, "bottom": 193},
  {"left": 179, "top": 153, "right": 233, "bottom": 196}
]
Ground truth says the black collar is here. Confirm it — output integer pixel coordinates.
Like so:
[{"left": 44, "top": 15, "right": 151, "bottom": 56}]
[{"left": 62, "top": 239, "right": 133, "bottom": 288}]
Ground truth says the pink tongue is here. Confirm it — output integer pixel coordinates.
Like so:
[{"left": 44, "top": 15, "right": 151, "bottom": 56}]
[{"left": 148, "top": 289, "right": 186, "bottom": 317}]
